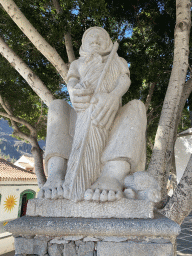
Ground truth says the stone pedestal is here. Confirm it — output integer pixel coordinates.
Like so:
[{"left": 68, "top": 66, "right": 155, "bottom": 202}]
[
  {"left": 26, "top": 198, "right": 154, "bottom": 219},
  {"left": 5, "top": 213, "right": 180, "bottom": 256}
]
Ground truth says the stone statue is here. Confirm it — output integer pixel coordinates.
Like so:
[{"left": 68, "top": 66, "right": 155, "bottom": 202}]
[
  {"left": 6, "top": 28, "right": 179, "bottom": 256},
  {"left": 38, "top": 27, "right": 160, "bottom": 203}
]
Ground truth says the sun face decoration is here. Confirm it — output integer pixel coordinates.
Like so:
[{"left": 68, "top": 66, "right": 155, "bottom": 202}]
[{"left": 4, "top": 195, "right": 17, "bottom": 212}]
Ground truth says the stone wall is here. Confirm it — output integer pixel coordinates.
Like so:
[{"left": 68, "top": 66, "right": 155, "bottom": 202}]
[
  {"left": 5, "top": 214, "right": 180, "bottom": 256},
  {"left": 14, "top": 234, "right": 175, "bottom": 256}
]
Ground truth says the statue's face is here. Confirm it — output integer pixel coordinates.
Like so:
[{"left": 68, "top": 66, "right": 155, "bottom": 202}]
[{"left": 83, "top": 29, "right": 108, "bottom": 53}]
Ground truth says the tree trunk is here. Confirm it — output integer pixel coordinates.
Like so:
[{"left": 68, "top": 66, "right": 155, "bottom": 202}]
[
  {"left": 30, "top": 138, "right": 47, "bottom": 188},
  {"left": 0, "top": 37, "right": 55, "bottom": 107},
  {"left": 12, "top": 129, "right": 46, "bottom": 188},
  {"left": 148, "top": 0, "right": 191, "bottom": 200},
  {"left": 160, "top": 154, "right": 192, "bottom": 225},
  {"left": 163, "top": 77, "right": 192, "bottom": 195},
  {"left": 160, "top": 78, "right": 192, "bottom": 221},
  {"left": 0, "top": 0, "right": 69, "bottom": 82},
  {"left": 160, "top": 77, "right": 192, "bottom": 204}
]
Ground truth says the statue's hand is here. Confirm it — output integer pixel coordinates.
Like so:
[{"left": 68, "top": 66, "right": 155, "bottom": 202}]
[
  {"left": 70, "top": 86, "right": 93, "bottom": 111},
  {"left": 91, "top": 92, "right": 120, "bottom": 129}
]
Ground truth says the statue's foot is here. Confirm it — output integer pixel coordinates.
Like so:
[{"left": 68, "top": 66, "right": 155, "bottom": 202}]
[
  {"left": 37, "top": 173, "right": 65, "bottom": 200},
  {"left": 37, "top": 156, "right": 66, "bottom": 200},
  {"left": 84, "top": 176, "right": 123, "bottom": 202}
]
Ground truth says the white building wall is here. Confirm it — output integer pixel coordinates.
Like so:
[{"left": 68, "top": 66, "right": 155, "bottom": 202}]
[
  {"left": 175, "top": 135, "right": 192, "bottom": 184},
  {"left": 0, "top": 233, "right": 15, "bottom": 254},
  {"left": 0, "top": 181, "right": 38, "bottom": 222},
  {"left": 14, "top": 155, "right": 34, "bottom": 169},
  {"left": 14, "top": 155, "right": 28, "bottom": 168}
]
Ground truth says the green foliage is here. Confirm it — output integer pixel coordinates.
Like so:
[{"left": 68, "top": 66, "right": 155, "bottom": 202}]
[{"left": 178, "top": 108, "right": 191, "bottom": 133}]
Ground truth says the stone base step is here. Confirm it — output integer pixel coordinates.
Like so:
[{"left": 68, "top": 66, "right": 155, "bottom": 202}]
[{"left": 26, "top": 198, "right": 154, "bottom": 219}]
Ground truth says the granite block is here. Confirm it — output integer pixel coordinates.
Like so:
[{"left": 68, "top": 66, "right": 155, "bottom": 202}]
[
  {"left": 5, "top": 213, "right": 180, "bottom": 238},
  {"left": 15, "top": 237, "right": 34, "bottom": 254},
  {"left": 63, "top": 242, "right": 77, "bottom": 256},
  {"left": 97, "top": 241, "right": 173, "bottom": 256},
  {"left": 77, "top": 242, "right": 94, "bottom": 256}
]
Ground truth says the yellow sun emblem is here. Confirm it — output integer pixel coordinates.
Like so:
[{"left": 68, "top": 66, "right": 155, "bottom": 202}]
[{"left": 4, "top": 195, "right": 17, "bottom": 212}]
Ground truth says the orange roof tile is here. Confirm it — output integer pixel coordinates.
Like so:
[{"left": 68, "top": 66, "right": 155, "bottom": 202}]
[{"left": 0, "top": 158, "right": 37, "bottom": 181}]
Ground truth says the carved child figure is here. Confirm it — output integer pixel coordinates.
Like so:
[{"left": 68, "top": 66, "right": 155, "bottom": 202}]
[{"left": 38, "top": 27, "right": 160, "bottom": 203}]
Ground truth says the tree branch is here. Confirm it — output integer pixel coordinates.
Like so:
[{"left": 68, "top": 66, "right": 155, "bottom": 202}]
[
  {"left": 52, "top": 0, "right": 63, "bottom": 14},
  {"left": 0, "top": 94, "right": 37, "bottom": 137},
  {"left": 145, "top": 82, "right": 155, "bottom": 111},
  {"left": 147, "top": 103, "right": 162, "bottom": 124},
  {"left": 12, "top": 129, "right": 33, "bottom": 143},
  {"left": 52, "top": 0, "right": 76, "bottom": 63},
  {"left": 0, "top": 94, "right": 12, "bottom": 114},
  {"left": 147, "top": 112, "right": 160, "bottom": 124},
  {"left": 178, "top": 128, "right": 192, "bottom": 137},
  {"left": 35, "top": 100, "right": 43, "bottom": 128},
  {"left": 0, "top": 36, "right": 55, "bottom": 106},
  {"left": 0, "top": 94, "right": 27, "bottom": 139},
  {"left": 64, "top": 32, "right": 76, "bottom": 63},
  {"left": 0, "top": 111, "right": 37, "bottom": 135},
  {"left": 0, "top": 109, "right": 33, "bottom": 143},
  {"left": 0, "top": 0, "right": 69, "bottom": 82}
]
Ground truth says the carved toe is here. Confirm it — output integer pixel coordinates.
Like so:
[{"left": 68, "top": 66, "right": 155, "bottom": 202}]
[
  {"left": 51, "top": 188, "right": 58, "bottom": 200},
  {"left": 44, "top": 188, "right": 52, "bottom": 199},
  {"left": 116, "top": 190, "right": 123, "bottom": 200},
  {"left": 84, "top": 189, "right": 94, "bottom": 201},
  {"left": 108, "top": 190, "right": 116, "bottom": 201},
  {"left": 124, "top": 188, "right": 136, "bottom": 199},
  {"left": 100, "top": 190, "right": 108, "bottom": 202},
  {"left": 37, "top": 189, "right": 44, "bottom": 199},
  {"left": 92, "top": 189, "right": 100, "bottom": 201},
  {"left": 57, "top": 185, "right": 64, "bottom": 198},
  {"left": 63, "top": 187, "right": 70, "bottom": 199}
]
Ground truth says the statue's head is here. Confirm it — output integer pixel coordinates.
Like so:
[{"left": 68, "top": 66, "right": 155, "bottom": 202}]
[{"left": 80, "top": 27, "right": 113, "bottom": 56}]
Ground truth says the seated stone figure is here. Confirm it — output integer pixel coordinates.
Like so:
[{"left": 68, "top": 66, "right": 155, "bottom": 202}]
[{"left": 38, "top": 27, "right": 160, "bottom": 203}]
